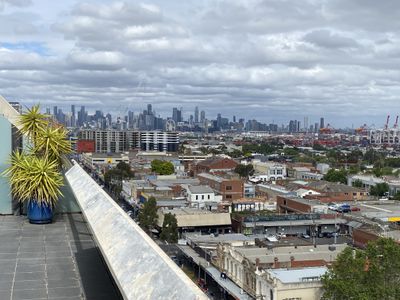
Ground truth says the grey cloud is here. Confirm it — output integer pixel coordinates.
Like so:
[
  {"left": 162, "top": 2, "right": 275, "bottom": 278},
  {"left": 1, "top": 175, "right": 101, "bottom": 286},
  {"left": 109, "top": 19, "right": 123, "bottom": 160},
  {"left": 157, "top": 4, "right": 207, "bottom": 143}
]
[
  {"left": 2, "top": 0, "right": 400, "bottom": 126},
  {"left": 303, "top": 29, "right": 359, "bottom": 49}
]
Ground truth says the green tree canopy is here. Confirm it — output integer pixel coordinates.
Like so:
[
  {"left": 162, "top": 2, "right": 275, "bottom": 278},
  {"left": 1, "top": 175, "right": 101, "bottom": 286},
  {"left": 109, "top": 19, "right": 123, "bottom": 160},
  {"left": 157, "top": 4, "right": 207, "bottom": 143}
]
[
  {"left": 313, "top": 143, "right": 326, "bottom": 151},
  {"left": 393, "top": 191, "right": 400, "bottom": 200},
  {"left": 322, "top": 238, "right": 400, "bottom": 300},
  {"left": 234, "top": 164, "right": 254, "bottom": 178},
  {"left": 352, "top": 179, "right": 363, "bottom": 188},
  {"left": 370, "top": 183, "right": 389, "bottom": 197},
  {"left": 151, "top": 159, "right": 174, "bottom": 175},
  {"left": 160, "top": 213, "right": 178, "bottom": 243},
  {"left": 138, "top": 197, "right": 158, "bottom": 231},
  {"left": 323, "top": 169, "right": 348, "bottom": 184},
  {"left": 242, "top": 143, "right": 276, "bottom": 155}
]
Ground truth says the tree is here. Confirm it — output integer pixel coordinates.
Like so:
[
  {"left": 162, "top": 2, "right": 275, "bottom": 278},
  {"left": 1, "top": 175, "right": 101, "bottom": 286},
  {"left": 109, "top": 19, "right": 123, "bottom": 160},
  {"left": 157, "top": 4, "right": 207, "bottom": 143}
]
[
  {"left": 393, "top": 191, "right": 400, "bottom": 200},
  {"left": 138, "top": 197, "right": 158, "bottom": 231},
  {"left": 322, "top": 238, "right": 400, "bottom": 300},
  {"left": 234, "top": 164, "right": 254, "bottom": 178},
  {"left": 313, "top": 143, "right": 326, "bottom": 151},
  {"left": 323, "top": 169, "right": 348, "bottom": 184},
  {"left": 370, "top": 183, "right": 389, "bottom": 197},
  {"left": 283, "top": 147, "right": 300, "bottom": 156},
  {"left": 116, "top": 161, "right": 134, "bottom": 177},
  {"left": 352, "top": 179, "right": 363, "bottom": 188},
  {"left": 160, "top": 213, "right": 178, "bottom": 243},
  {"left": 151, "top": 159, "right": 174, "bottom": 175}
]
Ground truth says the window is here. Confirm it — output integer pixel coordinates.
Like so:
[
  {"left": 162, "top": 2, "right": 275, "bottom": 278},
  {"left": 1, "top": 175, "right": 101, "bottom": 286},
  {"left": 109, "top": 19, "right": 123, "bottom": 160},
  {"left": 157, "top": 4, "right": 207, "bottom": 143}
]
[
  {"left": 226, "top": 186, "right": 232, "bottom": 191},
  {"left": 196, "top": 195, "right": 198, "bottom": 200},
  {"left": 201, "top": 195, "right": 204, "bottom": 200},
  {"left": 226, "top": 195, "right": 232, "bottom": 199},
  {"left": 208, "top": 195, "right": 210, "bottom": 200}
]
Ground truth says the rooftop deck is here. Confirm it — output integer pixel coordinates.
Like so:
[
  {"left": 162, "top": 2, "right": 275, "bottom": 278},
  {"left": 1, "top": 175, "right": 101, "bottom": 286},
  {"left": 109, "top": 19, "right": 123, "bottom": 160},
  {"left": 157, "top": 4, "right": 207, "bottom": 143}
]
[{"left": 0, "top": 214, "right": 121, "bottom": 300}]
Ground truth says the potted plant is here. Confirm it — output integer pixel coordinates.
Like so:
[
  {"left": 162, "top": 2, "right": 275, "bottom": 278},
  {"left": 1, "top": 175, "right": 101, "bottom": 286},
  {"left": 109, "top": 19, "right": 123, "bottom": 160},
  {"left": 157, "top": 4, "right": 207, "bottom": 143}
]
[{"left": 2, "top": 105, "right": 71, "bottom": 224}]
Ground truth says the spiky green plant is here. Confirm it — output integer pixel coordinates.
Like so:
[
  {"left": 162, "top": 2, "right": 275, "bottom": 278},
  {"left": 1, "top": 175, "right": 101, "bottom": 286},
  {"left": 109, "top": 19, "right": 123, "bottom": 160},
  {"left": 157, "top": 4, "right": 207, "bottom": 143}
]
[
  {"left": 35, "top": 125, "right": 71, "bottom": 163},
  {"left": 2, "top": 104, "right": 72, "bottom": 208},
  {"left": 4, "top": 151, "right": 63, "bottom": 207},
  {"left": 17, "top": 105, "right": 48, "bottom": 147}
]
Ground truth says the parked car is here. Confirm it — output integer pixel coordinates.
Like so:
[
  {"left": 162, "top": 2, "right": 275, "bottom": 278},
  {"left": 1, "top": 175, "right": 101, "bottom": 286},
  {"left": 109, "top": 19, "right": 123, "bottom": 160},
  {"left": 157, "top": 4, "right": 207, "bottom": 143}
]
[
  {"left": 328, "top": 204, "right": 338, "bottom": 211},
  {"left": 302, "top": 233, "right": 311, "bottom": 239},
  {"left": 351, "top": 207, "right": 361, "bottom": 211}
]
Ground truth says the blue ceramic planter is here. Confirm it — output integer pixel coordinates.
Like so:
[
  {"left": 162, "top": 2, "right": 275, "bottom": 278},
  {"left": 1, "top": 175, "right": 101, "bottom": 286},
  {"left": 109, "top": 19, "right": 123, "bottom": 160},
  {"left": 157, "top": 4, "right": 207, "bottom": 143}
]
[{"left": 27, "top": 201, "right": 53, "bottom": 224}]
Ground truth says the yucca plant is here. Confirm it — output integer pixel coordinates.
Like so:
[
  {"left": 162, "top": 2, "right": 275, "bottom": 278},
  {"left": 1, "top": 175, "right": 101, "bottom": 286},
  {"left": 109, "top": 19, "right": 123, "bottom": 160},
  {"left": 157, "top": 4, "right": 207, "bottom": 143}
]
[
  {"left": 17, "top": 104, "right": 48, "bottom": 148},
  {"left": 35, "top": 125, "right": 72, "bottom": 164},
  {"left": 2, "top": 104, "right": 71, "bottom": 223},
  {"left": 4, "top": 151, "right": 63, "bottom": 207}
]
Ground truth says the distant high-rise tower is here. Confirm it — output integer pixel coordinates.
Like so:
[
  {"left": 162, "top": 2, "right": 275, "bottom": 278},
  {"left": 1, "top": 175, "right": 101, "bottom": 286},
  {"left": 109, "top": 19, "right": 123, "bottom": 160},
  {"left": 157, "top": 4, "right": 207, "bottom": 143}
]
[
  {"left": 53, "top": 106, "right": 58, "bottom": 118},
  {"left": 172, "top": 108, "right": 178, "bottom": 123},
  {"left": 128, "top": 111, "right": 134, "bottom": 128},
  {"left": 200, "top": 110, "right": 205, "bottom": 123},
  {"left": 217, "top": 113, "right": 222, "bottom": 129},
  {"left": 304, "top": 116, "right": 308, "bottom": 131},
  {"left": 194, "top": 106, "right": 199, "bottom": 123},
  {"left": 320, "top": 117, "right": 325, "bottom": 129},
  {"left": 71, "top": 105, "right": 76, "bottom": 127},
  {"left": 147, "top": 104, "right": 152, "bottom": 115},
  {"left": 172, "top": 107, "right": 182, "bottom": 123},
  {"left": 233, "top": 116, "right": 236, "bottom": 123}
]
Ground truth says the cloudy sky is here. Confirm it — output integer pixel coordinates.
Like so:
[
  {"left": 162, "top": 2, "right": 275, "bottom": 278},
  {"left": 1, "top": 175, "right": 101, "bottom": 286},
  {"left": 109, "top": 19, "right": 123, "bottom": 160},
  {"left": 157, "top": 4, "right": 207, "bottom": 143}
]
[{"left": 1, "top": 0, "right": 400, "bottom": 127}]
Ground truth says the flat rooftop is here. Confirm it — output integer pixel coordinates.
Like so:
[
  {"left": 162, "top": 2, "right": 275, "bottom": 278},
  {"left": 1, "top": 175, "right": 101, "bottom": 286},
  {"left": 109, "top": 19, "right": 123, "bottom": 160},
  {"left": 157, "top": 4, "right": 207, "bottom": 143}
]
[
  {"left": 269, "top": 267, "right": 327, "bottom": 283},
  {"left": 235, "top": 244, "right": 347, "bottom": 265},
  {"left": 185, "top": 233, "right": 253, "bottom": 244},
  {"left": 187, "top": 185, "right": 214, "bottom": 194},
  {"left": 350, "top": 201, "right": 400, "bottom": 221},
  {"left": 0, "top": 214, "right": 121, "bottom": 300}
]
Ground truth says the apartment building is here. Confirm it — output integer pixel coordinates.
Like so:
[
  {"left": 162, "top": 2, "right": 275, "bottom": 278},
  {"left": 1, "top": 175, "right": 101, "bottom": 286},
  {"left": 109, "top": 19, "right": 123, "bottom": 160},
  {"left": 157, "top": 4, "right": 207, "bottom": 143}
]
[
  {"left": 140, "top": 131, "right": 179, "bottom": 152},
  {"left": 78, "top": 130, "right": 179, "bottom": 153},
  {"left": 79, "top": 129, "right": 140, "bottom": 153}
]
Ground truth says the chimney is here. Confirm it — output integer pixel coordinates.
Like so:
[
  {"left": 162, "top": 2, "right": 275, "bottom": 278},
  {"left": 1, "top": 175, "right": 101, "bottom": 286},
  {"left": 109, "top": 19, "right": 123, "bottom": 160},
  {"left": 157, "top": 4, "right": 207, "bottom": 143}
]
[
  {"left": 273, "top": 257, "right": 279, "bottom": 269},
  {"left": 290, "top": 256, "right": 295, "bottom": 268}
]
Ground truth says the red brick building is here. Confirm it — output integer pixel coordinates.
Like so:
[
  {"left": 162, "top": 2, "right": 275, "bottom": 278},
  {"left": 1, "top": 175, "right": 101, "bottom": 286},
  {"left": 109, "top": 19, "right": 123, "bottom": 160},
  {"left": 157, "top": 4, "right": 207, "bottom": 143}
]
[
  {"left": 197, "top": 173, "right": 244, "bottom": 201},
  {"left": 194, "top": 157, "right": 238, "bottom": 175},
  {"left": 76, "top": 140, "right": 95, "bottom": 153}
]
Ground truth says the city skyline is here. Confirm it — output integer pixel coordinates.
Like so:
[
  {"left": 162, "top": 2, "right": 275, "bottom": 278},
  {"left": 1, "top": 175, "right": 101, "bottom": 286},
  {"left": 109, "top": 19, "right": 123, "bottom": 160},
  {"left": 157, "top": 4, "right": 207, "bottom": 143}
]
[
  {"left": 49, "top": 102, "right": 333, "bottom": 132},
  {"left": 1, "top": 1, "right": 400, "bottom": 126}
]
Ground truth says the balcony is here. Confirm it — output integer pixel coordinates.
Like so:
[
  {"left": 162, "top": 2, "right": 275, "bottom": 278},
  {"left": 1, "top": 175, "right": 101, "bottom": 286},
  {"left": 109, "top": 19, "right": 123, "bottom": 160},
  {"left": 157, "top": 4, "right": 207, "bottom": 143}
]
[{"left": 0, "top": 214, "right": 121, "bottom": 300}]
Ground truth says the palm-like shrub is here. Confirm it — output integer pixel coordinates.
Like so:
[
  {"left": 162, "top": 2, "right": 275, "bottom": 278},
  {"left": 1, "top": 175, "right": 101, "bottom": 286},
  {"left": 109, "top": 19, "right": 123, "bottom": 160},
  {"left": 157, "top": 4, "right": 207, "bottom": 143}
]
[
  {"left": 17, "top": 105, "right": 47, "bottom": 145},
  {"left": 4, "top": 152, "right": 63, "bottom": 206},
  {"left": 35, "top": 125, "right": 71, "bottom": 163},
  {"left": 3, "top": 104, "right": 71, "bottom": 208}
]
